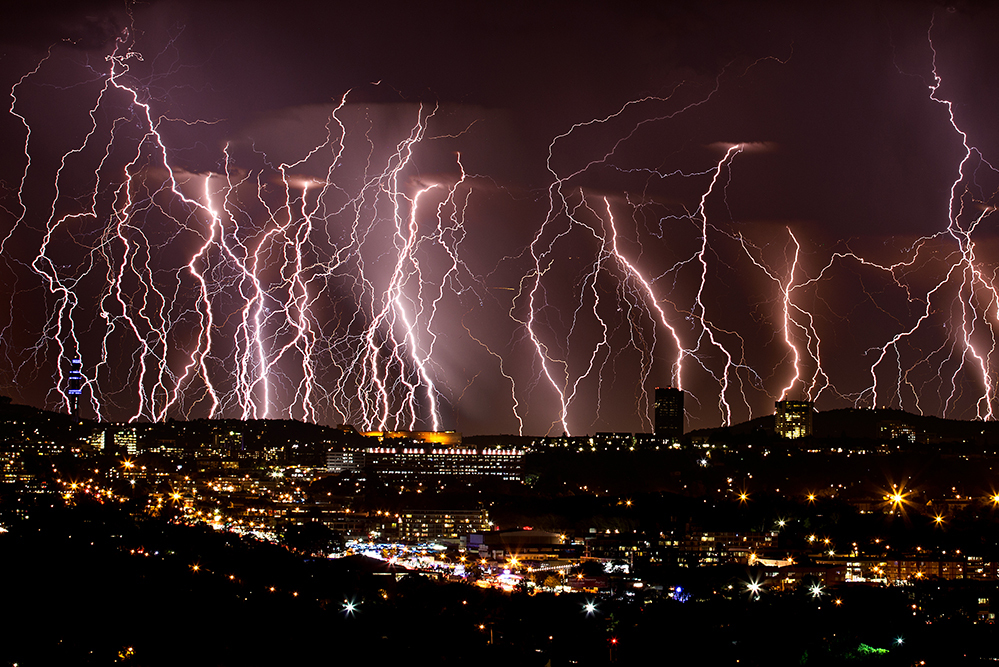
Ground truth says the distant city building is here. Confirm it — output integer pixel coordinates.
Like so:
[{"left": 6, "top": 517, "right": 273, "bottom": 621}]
[
  {"left": 313, "top": 508, "right": 372, "bottom": 537},
  {"left": 879, "top": 420, "right": 917, "bottom": 443},
  {"left": 775, "top": 400, "right": 813, "bottom": 439},
  {"left": 817, "top": 555, "right": 985, "bottom": 585},
  {"left": 87, "top": 429, "right": 106, "bottom": 453},
  {"left": 467, "top": 529, "right": 574, "bottom": 562},
  {"left": 399, "top": 508, "right": 490, "bottom": 542},
  {"left": 680, "top": 529, "right": 778, "bottom": 567},
  {"left": 593, "top": 432, "right": 633, "bottom": 450},
  {"left": 113, "top": 426, "right": 139, "bottom": 456},
  {"left": 364, "top": 445, "right": 523, "bottom": 486},
  {"left": 634, "top": 432, "right": 679, "bottom": 451},
  {"left": 540, "top": 433, "right": 633, "bottom": 452},
  {"left": 215, "top": 429, "right": 243, "bottom": 455},
  {"left": 536, "top": 432, "right": 675, "bottom": 452},
  {"left": 585, "top": 532, "right": 651, "bottom": 567},
  {"left": 0, "top": 449, "right": 27, "bottom": 483},
  {"left": 653, "top": 387, "right": 684, "bottom": 440},
  {"left": 326, "top": 449, "right": 364, "bottom": 473}
]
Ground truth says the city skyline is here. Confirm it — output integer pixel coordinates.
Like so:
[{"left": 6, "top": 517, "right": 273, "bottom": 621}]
[{"left": 4, "top": 2, "right": 999, "bottom": 436}]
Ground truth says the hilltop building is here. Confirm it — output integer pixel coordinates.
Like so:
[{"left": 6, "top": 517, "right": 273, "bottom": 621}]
[{"left": 775, "top": 400, "right": 813, "bottom": 439}]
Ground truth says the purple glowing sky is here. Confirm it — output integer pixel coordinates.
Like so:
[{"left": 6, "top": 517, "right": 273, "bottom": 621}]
[{"left": 3, "top": 1, "right": 999, "bottom": 435}]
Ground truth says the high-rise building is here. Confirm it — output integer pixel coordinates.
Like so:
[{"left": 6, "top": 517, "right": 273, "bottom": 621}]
[
  {"left": 653, "top": 387, "right": 684, "bottom": 440},
  {"left": 775, "top": 400, "right": 813, "bottom": 439},
  {"left": 67, "top": 357, "right": 83, "bottom": 419}
]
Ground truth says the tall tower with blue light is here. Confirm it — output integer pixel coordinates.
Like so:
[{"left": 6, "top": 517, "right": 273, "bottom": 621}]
[{"left": 68, "top": 357, "right": 83, "bottom": 420}]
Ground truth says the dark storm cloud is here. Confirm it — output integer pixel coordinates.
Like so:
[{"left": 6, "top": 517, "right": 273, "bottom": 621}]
[{"left": 1, "top": 1, "right": 124, "bottom": 50}]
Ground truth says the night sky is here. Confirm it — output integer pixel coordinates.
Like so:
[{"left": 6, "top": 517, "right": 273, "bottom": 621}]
[{"left": 3, "top": 0, "right": 999, "bottom": 436}]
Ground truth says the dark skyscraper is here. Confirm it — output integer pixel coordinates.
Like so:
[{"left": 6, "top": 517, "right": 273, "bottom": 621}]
[
  {"left": 67, "top": 358, "right": 82, "bottom": 420},
  {"left": 653, "top": 387, "right": 684, "bottom": 440}
]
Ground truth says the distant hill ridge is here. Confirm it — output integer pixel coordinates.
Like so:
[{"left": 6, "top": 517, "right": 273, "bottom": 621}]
[
  {"left": 4, "top": 395, "right": 998, "bottom": 442},
  {"left": 687, "top": 406, "right": 999, "bottom": 441}
]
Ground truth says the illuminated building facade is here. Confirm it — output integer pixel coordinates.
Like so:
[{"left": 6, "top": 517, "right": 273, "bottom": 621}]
[
  {"left": 653, "top": 387, "right": 684, "bottom": 441},
  {"left": 1, "top": 450, "right": 28, "bottom": 483},
  {"left": 879, "top": 420, "right": 917, "bottom": 443},
  {"left": 467, "top": 529, "right": 573, "bottom": 561},
  {"left": 113, "top": 426, "right": 139, "bottom": 456},
  {"left": 215, "top": 430, "right": 243, "bottom": 455},
  {"left": 775, "top": 400, "right": 813, "bottom": 439},
  {"left": 313, "top": 509, "right": 372, "bottom": 537},
  {"left": 364, "top": 445, "right": 523, "bottom": 485},
  {"left": 87, "top": 429, "right": 106, "bottom": 452},
  {"left": 399, "top": 508, "right": 490, "bottom": 542},
  {"left": 822, "top": 556, "right": 982, "bottom": 585},
  {"left": 680, "top": 530, "right": 778, "bottom": 567},
  {"left": 585, "top": 533, "right": 650, "bottom": 567},
  {"left": 326, "top": 449, "right": 364, "bottom": 473},
  {"left": 533, "top": 432, "right": 674, "bottom": 451}
]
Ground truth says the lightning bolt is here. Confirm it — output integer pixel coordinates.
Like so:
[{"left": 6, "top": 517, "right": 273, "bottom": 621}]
[
  {"left": 7, "top": 24, "right": 469, "bottom": 430},
  {"left": 7, "top": 12, "right": 999, "bottom": 435}
]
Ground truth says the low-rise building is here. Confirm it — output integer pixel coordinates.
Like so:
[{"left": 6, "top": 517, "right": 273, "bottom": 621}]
[{"left": 399, "top": 508, "right": 490, "bottom": 542}]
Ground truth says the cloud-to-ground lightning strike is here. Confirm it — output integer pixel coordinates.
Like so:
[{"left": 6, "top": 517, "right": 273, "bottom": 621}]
[
  {"left": 831, "top": 19, "right": 999, "bottom": 421},
  {"left": 508, "top": 18, "right": 999, "bottom": 433},
  {"left": 5, "top": 11, "right": 999, "bottom": 436},
  {"left": 5, "top": 26, "right": 463, "bottom": 431}
]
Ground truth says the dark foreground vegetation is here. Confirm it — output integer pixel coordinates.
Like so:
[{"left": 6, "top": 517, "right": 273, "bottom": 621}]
[{"left": 4, "top": 497, "right": 999, "bottom": 666}]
